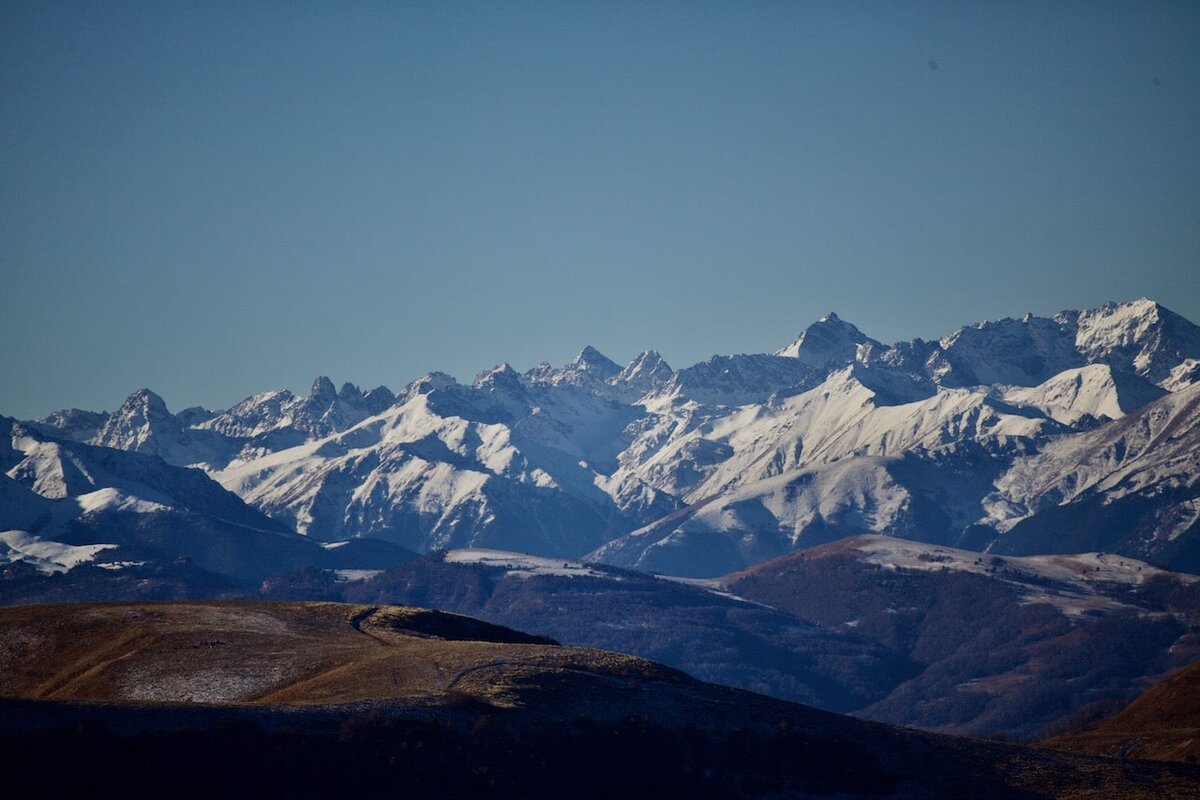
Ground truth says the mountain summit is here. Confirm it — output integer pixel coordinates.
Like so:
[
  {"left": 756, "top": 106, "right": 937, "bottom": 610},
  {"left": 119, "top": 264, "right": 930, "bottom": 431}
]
[{"left": 776, "top": 312, "right": 882, "bottom": 368}]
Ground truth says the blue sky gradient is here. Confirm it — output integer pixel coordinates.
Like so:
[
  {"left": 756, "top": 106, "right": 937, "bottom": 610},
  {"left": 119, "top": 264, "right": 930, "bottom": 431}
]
[{"left": 3, "top": 2, "right": 1199, "bottom": 417}]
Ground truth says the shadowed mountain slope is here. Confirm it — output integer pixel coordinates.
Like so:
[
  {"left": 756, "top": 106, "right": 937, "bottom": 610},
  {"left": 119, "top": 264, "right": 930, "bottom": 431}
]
[{"left": 721, "top": 536, "right": 1200, "bottom": 739}]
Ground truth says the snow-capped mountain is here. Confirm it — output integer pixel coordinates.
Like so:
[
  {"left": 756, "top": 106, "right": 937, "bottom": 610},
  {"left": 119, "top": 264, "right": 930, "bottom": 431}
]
[
  {"left": 864, "top": 298, "right": 1200, "bottom": 391},
  {"left": 590, "top": 300, "right": 1200, "bottom": 575},
  {"left": 11, "top": 298, "right": 1200, "bottom": 578},
  {"left": 775, "top": 312, "right": 881, "bottom": 368},
  {"left": 0, "top": 417, "right": 412, "bottom": 585},
  {"left": 988, "top": 381, "right": 1200, "bottom": 570},
  {"left": 88, "top": 388, "right": 239, "bottom": 468},
  {"left": 213, "top": 358, "right": 667, "bottom": 556},
  {"left": 591, "top": 364, "right": 1071, "bottom": 575}
]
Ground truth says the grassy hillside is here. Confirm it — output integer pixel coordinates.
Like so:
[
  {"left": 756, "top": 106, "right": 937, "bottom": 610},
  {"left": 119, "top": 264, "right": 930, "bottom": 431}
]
[{"left": 1044, "top": 661, "right": 1200, "bottom": 764}]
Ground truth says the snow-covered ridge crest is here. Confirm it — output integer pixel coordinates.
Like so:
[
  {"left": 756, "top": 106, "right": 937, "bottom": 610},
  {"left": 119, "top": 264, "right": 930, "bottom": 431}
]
[
  {"left": 199, "top": 376, "right": 395, "bottom": 440},
  {"left": 443, "top": 548, "right": 612, "bottom": 579},
  {"left": 1000, "top": 363, "right": 1165, "bottom": 424},
  {"left": 808, "top": 534, "right": 1198, "bottom": 618}
]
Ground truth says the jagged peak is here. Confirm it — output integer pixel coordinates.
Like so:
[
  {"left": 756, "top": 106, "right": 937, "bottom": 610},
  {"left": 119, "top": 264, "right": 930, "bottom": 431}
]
[
  {"left": 523, "top": 346, "right": 623, "bottom": 388},
  {"left": 571, "top": 345, "right": 621, "bottom": 374},
  {"left": 474, "top": 363, "right": 523, "bottom": 388},
  {"left": 89, "top": 387, "right": 183, "bottom": 454},
  {"left": 337, "top": 382, "right": 364, "bottom": 403},
  {"left": 611, "top": 350, "right": 674, "bottom": 398},
  {"left": 310, "top": 376, "right": 337, "bottom": 399},
  {"left": 624, "top": 349, "right": 669, "bottom": 369},
  {"left": 118, "top": 388, "right": 171, "bottom": 416},
  {"left": 362, "top": 383, "right": 395, "bottom": 401}
]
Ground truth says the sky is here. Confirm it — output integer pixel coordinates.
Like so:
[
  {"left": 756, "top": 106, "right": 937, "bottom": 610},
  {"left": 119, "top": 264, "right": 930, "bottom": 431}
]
[{"left": 2, "top": 2, "right": 1199, "bottom": 418}]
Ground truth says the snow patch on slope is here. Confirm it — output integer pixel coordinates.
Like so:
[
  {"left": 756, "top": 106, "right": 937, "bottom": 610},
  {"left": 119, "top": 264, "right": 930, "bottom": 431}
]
[
  {"left": 848, "top": 535, "right": 1195, "bottom": 618},
  {"left": 0, "top": 530, "right": 117, "bottom": 574},
  {"left": 444, "top": 548, "right": 611, "bottom": 579}
]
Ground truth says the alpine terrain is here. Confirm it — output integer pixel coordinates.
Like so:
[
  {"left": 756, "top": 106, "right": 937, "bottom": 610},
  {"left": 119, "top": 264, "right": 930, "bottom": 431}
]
[
  {"left": 5, "top": 297, "right": 1200, "bottom": 743},
  {"left": 10, "top": 297, "right": 1199, "bottom": 578}
]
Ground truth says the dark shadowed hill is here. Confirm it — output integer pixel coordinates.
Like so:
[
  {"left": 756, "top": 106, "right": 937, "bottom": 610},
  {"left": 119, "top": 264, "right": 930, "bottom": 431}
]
[{"left": 1, "top": 601, "right": 1197, "bottom": 799}]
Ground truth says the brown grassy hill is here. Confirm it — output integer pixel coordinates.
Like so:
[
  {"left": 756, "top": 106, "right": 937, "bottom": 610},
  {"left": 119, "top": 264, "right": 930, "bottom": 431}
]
[
  {"left": 1, "top": 601, "right": 1198, "bottom": 799},
  {"left": 1045, "top": 661, "right": 1200, "bottom": 764},
  {"left": 0, "top": 601, "right": 573, "bottom": 710}
]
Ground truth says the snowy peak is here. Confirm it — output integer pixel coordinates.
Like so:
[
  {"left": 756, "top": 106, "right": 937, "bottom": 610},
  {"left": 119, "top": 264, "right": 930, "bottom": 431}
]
[
  {"left": 122, "top": 388, "right": 171, "bottom": 417},
  {"left": 775, "top": 313, "right": 881, "bottom": 370},
  {"left": 572, "top": 345, "right": 621, "bottom": 377},
  {"left": 9, "top": 295, "right": 1200, "bottom": 581},
  {"left": 337, "top": 381, "right": 363, "bottom": 404},
  {"left": 200, "top": 389, "right": 298, "bottom": 438},
  {"left": 471, "top": 364, "right": 531, "bottom": 417},
  {"left": 475, "top": 362, "right": 524, "bottom": 390},
  {"left": 87, "top": 389, "right": 239, "bottom": 469},
  {"left": 176, "top": 406, "right": 216, "bottom": 428},
  {"left": 332, "top": 381, "right": 393, "bottom": 414},
  {"left": 618, "top": 350, "right": 671, "bottom": 380},
  {"left": 1069, "top": 299, "right": 1200, "bottom": 386},
  {"left": 524, "top": 346, "right": 622, "bottom": 390},
  {"left": 91, "top": 389, "right": 183, "bottom": 456},
  {"left": 612, "top": 350, "right": 674, "bottom": 399}
]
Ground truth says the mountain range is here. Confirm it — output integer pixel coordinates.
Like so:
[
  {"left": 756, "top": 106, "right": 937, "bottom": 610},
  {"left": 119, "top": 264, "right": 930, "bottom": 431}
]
[
  {"left": 11, "top": 297, "right": 1199, "bottom": 580},
  {"left": 5, "top": 297, "right": 1200, "bottom": 742}
]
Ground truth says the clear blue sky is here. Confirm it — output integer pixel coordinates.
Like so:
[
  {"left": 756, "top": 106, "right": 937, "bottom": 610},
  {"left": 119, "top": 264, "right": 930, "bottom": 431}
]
[{"left": 3, "top": 2, "right": 1199, "bottom": 418}]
